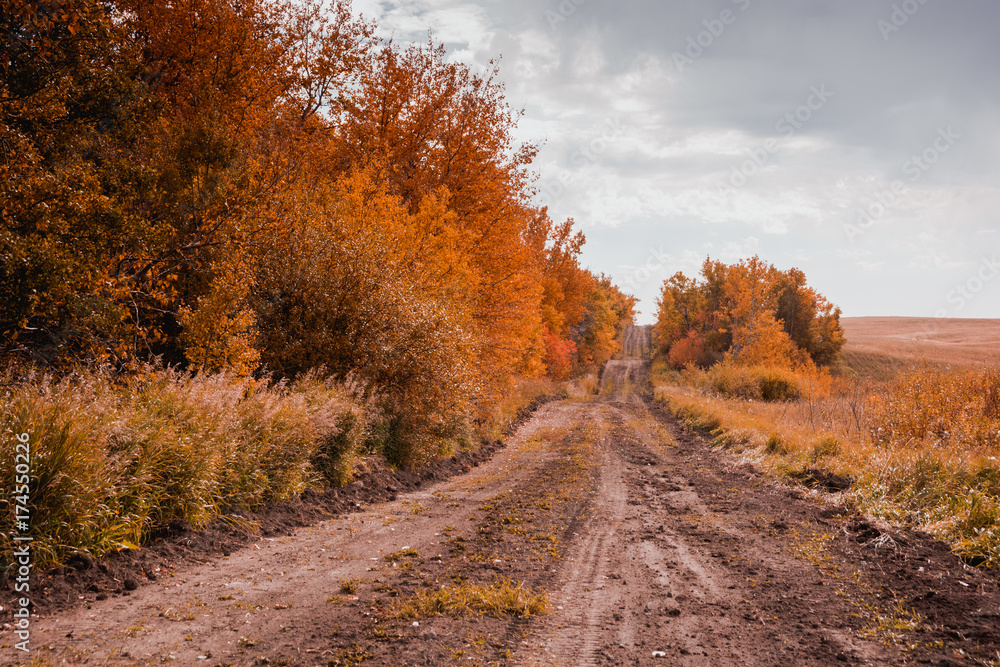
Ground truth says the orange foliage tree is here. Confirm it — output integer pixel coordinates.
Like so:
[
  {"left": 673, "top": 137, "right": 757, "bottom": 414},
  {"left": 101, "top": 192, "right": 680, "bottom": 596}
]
[
  {"left": 654, "top": 256, "right": 844, "bottom": 370},
  {"left": 2, "top": 0, "right": 636, "bottom": 463}
]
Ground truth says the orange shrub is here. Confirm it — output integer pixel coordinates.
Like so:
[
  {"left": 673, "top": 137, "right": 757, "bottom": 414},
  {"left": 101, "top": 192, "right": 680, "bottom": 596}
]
[
  {"left": 543, "top": 325, "right": 577, "bottom": 380},
  {"left": 668, "top": 331, "right": 713, "bottom": 369}
]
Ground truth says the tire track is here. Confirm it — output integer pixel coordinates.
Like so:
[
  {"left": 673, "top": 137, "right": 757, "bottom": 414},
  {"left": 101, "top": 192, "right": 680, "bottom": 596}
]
[
  {"left": 517, "top": 386, "right": 909, "bottom": 666},
  {"left": 516, "top": 405, "right": 628, "bottom": 666}
]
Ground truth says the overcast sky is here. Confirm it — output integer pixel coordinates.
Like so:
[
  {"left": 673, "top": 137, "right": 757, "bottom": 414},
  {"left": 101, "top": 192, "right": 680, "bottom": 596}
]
[{"left": 352, "top": 0, "right": 1000, "bottom": 323}]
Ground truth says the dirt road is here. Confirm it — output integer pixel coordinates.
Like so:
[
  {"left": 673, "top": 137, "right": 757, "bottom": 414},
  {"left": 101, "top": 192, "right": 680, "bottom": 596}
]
[
  {"left": 8, "top": 364, "right": 1000, "bottom": 666},
  {"left": 619, "top": 325, "right": 653, "bottom": 361}
]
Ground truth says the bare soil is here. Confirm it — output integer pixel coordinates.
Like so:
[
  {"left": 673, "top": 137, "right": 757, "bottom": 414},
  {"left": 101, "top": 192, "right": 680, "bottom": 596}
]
[{"left": 5, "top": 371, "right": 1000, "bottom": 666}]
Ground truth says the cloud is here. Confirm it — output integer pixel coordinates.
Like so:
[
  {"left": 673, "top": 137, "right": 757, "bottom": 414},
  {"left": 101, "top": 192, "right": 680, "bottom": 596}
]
[{"left": 350, "top": 0, "right": 1000, "bottom": 320}]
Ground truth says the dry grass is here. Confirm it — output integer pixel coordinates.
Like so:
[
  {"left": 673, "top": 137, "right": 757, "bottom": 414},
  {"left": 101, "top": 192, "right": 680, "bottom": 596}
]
[
  {"left": 389, "top": 578, "right": 550, "bottom": 620},
  {"left": 697, "top": 362, "right": 805, "bottom": 402},
  {"left": 477, "top": 376, "right": 563, "bottom": 440},
  {"left": 654, "top": 362, "right": 1000, "bottom": 568},
  {"left": 0, "top": 367, "right": 365, "bottom": 568},
  {"left": 564, "top": 372, "right": 599, "bottom": 401},
  {"left": 0, "top": 364, "right": 566, "bottom": 569}
]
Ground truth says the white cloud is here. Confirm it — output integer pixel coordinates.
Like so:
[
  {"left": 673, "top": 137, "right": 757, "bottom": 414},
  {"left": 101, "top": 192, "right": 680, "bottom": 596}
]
[{"left": 350, "top": 0, "right": 1000, "bottom": 320}]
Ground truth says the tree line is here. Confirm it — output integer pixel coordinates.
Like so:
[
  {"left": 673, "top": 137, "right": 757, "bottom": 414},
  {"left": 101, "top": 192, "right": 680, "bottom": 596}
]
[{"left": 1, "top": 0, "right": 634, "bottom": 460}]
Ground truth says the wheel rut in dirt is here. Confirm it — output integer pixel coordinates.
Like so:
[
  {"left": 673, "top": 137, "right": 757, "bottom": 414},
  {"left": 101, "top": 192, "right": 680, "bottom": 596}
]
[{"left": 515, "top": 400, "right": 898, "bottom": 666}]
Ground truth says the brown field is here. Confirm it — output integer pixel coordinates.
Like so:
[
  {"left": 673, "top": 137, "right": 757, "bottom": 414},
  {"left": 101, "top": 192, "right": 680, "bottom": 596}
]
[{"left": 840, "top": 316, "right": 1000, "bottom": 377}]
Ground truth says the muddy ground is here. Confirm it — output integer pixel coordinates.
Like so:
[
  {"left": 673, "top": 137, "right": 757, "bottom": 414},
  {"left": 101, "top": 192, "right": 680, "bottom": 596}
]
[{"left": 4, "top": 368, "right": 1000, "bottom": 666}]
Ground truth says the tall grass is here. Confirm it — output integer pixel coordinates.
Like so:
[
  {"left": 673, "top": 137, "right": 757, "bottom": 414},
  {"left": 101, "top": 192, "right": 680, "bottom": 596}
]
[
  {"left": 0, "top": 367, "right": 564, "bottom": 570},
  {"left": 0, "top": 368, "right": 365, "bottom": 568},
  {"left": 653, "top": 364, "right": 1000, "bottom": 567}
]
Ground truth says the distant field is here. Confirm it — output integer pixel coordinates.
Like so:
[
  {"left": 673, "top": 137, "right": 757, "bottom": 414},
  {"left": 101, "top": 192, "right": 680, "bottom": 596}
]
[{"left": 840, "top": 317, "right": 1000, "bottom": 376}]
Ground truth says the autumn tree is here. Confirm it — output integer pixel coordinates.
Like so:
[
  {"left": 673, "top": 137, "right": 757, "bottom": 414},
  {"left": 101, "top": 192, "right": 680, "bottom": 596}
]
[
  {"left": 1, "top": 0, "right": 156, "bottom": 363},
  {"left": 536, "top": 217, "right": 588, "bottom": 378},
  {"left": 0, "top": 0, "right": 373, "bottom": 366},
  {"left": 654, "top": 256, "right": 844, "bottom": 370},
  {"left": 2, "top": 0, "right": 636, "bottom": 464},
  {"left": 653, "top": 271, "right": 707, "bottom": 355},
  {"left": 773, "top": 268, "right": 845, "bottom": 366},
  {"left": 534, "top": 220, "right": 636, "bottom": 376},
  {"left": 575, "top": 275, "right": 637, "bottom": 368},
  {"left": 118, "top": 0, "right": 372, "bottom": 364},
  {"left": 327, "top": 38, "right": 545, "bottom": 386}
]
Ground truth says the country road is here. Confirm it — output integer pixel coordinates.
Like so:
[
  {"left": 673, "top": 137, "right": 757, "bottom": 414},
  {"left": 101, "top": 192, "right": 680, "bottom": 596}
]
[{"left": 7, "top": 347, "right": 1000, "bottom": 665}]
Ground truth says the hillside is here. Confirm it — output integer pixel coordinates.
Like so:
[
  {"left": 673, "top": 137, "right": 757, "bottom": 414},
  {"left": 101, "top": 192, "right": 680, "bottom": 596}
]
[{"left": 840, "top": 316, "right": 1000, "bottom": 378}]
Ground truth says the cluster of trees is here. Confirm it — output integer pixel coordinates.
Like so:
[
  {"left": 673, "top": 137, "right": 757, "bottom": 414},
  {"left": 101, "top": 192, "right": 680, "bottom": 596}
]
[
  {"left": 1, "top": 0, "right": 633, "bottom": 458},
  {"left": 654, "top": 257, "right": 845, "bottom": 370}
]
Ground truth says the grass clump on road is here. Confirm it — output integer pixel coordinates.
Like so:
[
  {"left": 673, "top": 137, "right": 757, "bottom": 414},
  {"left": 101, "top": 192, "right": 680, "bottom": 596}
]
[
  {"left": 339, "top": 578, "right": 361, "bottom": 595},
  {"left": 390, "top": 578, "right": 550, "bottom": 620},
  {"left": 384, "top": 547, "right": 419, "bottom": 561}
]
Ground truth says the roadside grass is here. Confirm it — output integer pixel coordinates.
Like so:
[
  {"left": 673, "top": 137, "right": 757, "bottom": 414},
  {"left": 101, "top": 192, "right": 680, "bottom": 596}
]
[
  {"left": 0, "top": 366, "right": 563, "bottom": 570},
  {"left": 389, "top": 578, "right": 550, "bottom": 620},
  {"left": 564, "top": 372, "right": 599, "bottom": 401},
  {"left": 653, "top": 364, "right": 1000, "bottom": 568},
  {"left": 0, "top": 367, "right": 364, "bottom": 568}
]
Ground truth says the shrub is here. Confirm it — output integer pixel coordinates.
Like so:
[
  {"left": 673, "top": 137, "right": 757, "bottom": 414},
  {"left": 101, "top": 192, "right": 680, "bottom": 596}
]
[
  {"left": 668, "top": 331, "right": 715, "bottom": 369},
  {"left": 704, "top": 364, "right": 802, "bottom": 402},
  {"left": 706, "top": 364, "right": 760, "bottom": 400},
  {"left": 755, "top": 367, "right": 803, "bottom": 402}
]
